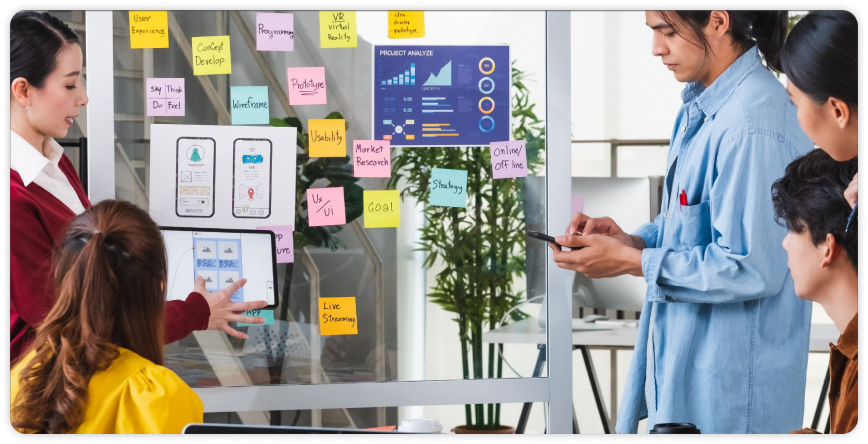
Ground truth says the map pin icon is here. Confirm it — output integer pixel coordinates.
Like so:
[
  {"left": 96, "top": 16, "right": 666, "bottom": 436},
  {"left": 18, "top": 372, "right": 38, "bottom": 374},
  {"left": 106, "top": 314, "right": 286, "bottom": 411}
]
[{"left": 248, "top": 188, "right": 254, "bottom": 199}]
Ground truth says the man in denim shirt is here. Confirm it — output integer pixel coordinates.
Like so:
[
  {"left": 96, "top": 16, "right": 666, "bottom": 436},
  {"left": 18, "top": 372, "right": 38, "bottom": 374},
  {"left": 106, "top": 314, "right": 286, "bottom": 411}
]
[{"left": 552, "top": 12, "right": 814, "bottom": 433}]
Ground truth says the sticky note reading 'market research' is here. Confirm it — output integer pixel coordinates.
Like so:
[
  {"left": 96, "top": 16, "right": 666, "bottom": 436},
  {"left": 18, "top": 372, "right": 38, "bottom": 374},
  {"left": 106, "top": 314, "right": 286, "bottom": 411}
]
[
  {"left": 320, "top": 11, "right": 357, "bottom": 48},
  {"left": 287, "top": 67, "right": 327, "bottom": 105},
  {"left": 256, "top": 12, "right": 294, "bottom": 51},
  {"left": 192, "top": 36, "right": 231, "bottom": 75},
  {"left": 364, "top": 190, "right": 400, "bottom": 228},
  {"left": 307, "top": 187, "right": 346, "bottom": 226},
  {"left": 353, "top": 140, "right": 390, "bottom": 177},
  {"left": 388, "top": 11, "right": 425, "bottom": 39},
  {"left": 129, "top": 11, "right": 168, "bottom": 49},
  {"left": 429, "top": 168, "right": 468, "bottom": 208},
  {"left": 257, "top": 225, "right": 294, "bottom": 263},
  {"left": 490, "top": 140, "right": 528, "bottom": 179},
  {"left": 308, "top": 119, "right": 346, "bottom": 157},
  {"left": 230, "top": 86, "right": 269, "bottom": 125},
  {"left": 319, "top": 297, "right": 358, "bottom": 335}
]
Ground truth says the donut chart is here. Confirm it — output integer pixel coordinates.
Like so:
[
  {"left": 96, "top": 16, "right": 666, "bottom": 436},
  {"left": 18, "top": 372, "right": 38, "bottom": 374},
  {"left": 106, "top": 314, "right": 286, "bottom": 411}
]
[
  {"left": 479, "top": 116, "right": 495, "bottom": 133},
  {"left": 478, "top": 97, "right": 495, "bottom": 114}
]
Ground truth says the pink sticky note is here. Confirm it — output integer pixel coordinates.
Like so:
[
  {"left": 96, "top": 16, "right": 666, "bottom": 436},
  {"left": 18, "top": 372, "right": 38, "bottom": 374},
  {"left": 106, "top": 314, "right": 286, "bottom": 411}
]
[
  {"left": 490, "top": 140, "right": 528, "bottom": 179},
  {"left": 572, "top": 195, "right": 585, "bottom": 214},
  {"left": 287, "top": 67, "right": 327, "bottom": 105},
  {"left": 353, "top": 140, "right": 390, "bottom": 177},
  {"left": 257, "top": 225, "right": 294, "bottom": 263},
  {"left": 256, "top": 13, "right": 294, "bottom": 51},
  {"left": 146, "top": 78, "right": 185, "bottom": 116},
  {"left": 307, "top": 187, "right": 346, "bottom": 226}
]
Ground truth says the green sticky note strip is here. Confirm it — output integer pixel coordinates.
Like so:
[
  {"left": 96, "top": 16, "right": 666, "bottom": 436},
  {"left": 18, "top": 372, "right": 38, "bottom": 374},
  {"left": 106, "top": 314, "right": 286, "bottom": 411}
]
[{"left": 237, "top": 309, "right": 274, "bottom": 326}]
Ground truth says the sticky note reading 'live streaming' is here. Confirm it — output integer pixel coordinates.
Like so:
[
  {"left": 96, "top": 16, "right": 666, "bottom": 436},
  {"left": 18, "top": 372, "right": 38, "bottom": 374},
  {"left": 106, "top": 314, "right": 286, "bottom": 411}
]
[
  {"left": 287, "top": 67, "right": 327, "bottom": 105},
  {"left": 308, "top": 119, "right": 346, "bottom": 157},
  {"left": 129, "top": 11, "right": 168, "bottom": 49},
  {"left": 146, "top": 78, "right": 185, "bottom": 117},
  {"left": 490, "top": 140, "right": 528, "bottom": 179},
  {"left": 429, "top": 168, "right": 468, "bottom": 208},
  {"left": 192, "top": 36, "right": 231, "bottom": 75},
  {"left": 388, "top": 11, "right": 425, "bottom": 39},
  {"left": 320, "top": 11, "right": 357, "bottom": 48},
  {"left": 364, "top": 190, "right": 400, "bottom": 228},
  {"left": 256, "top": 225, "right": 294, "bottom": 263},
  {"left": 307, "top": 187, "right": 346, "bottom": 226},
  {"left": 237, "top": 309, "right": 274, "bottom": 327},
  {"left": 319, "top": 297, "right": 358, "bottom": 335},
  {"left": 353, "top": 140, "right": 390, "bottom": 177},
  {"left": 230, "top": 86, "right": 269, "bottom": 125},
  {"left": 256, "top": 13, "right": 294, "bottom": 51}
]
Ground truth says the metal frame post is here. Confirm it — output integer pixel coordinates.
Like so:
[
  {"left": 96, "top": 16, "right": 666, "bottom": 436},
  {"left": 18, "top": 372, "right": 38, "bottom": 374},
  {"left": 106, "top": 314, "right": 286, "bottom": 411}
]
[{"left": 84, "top": 11, "right": 115, "bottom": 201}]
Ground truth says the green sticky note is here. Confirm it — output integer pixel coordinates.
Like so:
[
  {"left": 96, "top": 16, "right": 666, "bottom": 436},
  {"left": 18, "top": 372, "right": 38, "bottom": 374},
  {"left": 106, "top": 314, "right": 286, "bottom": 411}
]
[
  {"left": 237, "top": 309, "right": 274, "bottom": 326},
  {"left": 430, "top": 167, "right": 467, "bottom": 208},
  {"left": 231, "top": 86, "right": 270, "bottom": 125}
]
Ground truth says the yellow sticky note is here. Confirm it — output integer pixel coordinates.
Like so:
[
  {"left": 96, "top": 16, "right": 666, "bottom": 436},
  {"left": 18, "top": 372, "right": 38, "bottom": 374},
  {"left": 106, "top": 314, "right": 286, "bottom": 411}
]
[
  {"left": 388, "top": 11, "right": 425, "bottom": 39},
  {"left": 364, "top": 190, "right": 400, "bottom": 228},
  {"left": 129, "top": 11, "right": 168, "bottom": 49},
  {"left": 319, "top": 297, "right": 358, "bottom": 335},
  {"left": 192, "top": 36, "right": 232, "bottom": 75},
  {"left": 320, "top": 11, "right": 357, "bottom": 48},
  {"left": 309, "top": 119, "right": 346, "bottom": 157}
]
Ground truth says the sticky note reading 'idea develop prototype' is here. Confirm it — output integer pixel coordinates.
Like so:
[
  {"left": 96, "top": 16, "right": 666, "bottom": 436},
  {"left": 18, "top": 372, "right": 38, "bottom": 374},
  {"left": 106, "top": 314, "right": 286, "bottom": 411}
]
[
  {"left": 256, "top": 13, "right": 294, "bottom": 51},
  {"left": 388, "top": 11, "right": 425, "bottom": 39},
  {"left": 307, "top": 187, "right": 346, "bottom": 227},
  {"left": 430, "top": 168, "right": 467, "bottom": 208},
  {"left": 129, "top": 11, "right": 168, "bottom": 49},
  {"left": 319, "top": 297, "right": 358, "bottom": 335},
  {"left": 192, "top": 36, "right": 231, "bottom": 75},
  {"left": 320, "top": 11, "right": 357, "bottom": 48},
  {"left": 353, "top": 140, "right": 390, "bottom": 177},
  {"left": 256, "top": 225, "right": 294, "bottom": 264},
  {"left": 490, "top": 140, "right": 528, "bottom": 179},
  {"left": 309, "top": 119, "right": 346, "bottom": 157},
  {"left": 287, "top": 67, "right": 327, "bottom": 105},
  {"left": 364, "top": 190, "right": 400, "bottom": 228}
]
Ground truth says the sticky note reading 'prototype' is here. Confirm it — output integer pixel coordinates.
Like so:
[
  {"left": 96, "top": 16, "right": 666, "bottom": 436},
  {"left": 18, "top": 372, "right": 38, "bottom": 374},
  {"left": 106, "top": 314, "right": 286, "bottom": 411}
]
[
  {"left": 307, "top": 187, "right": 346, "bottom": 227},
  {"left": 287, "top": 67, "right": 327, "bottom": 105},
  {"left": 256, "top": 225, "right": 294, "bottom": 263},
  {"left": 256, "top": 13, "right": 294, "bottom": 51},
  {"left": 353, "top": 140, "right": 391, "bottom": 177},
  {"left": 320, "top": 11, "right": 357, "bottom": 48},
  {"left": 319, "top": 297, "right": 358, "bottom": 335},
  {"left": 308, "top": 119, "right": 346, "bottom": 157},
  {"left": 364, "top": 190, "right": 401, "bottom": 228},
  {"left": 192, "top": 36, "right": 231, "bottom": 75},
  {"left": 429, "top": 168, "right": 468, "bottom": 208},
  {"left": 129, "top": 11, "right": 168, "bottom": 49},
  {"left": 388, "top": 11, "right": 425, "bottom": 39},
  {"left": 490, "top": 140, "right": 528, "bottom": 179}
]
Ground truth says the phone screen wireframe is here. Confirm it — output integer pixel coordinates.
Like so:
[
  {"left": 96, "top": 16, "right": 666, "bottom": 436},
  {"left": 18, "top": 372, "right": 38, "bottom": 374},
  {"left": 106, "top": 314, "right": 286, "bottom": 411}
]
[
  {"left": 175, "top": 137, "right": 216, "bottom": 218},
  {"left": 232, "top": 138, "right": 273, "bottom": 219}
]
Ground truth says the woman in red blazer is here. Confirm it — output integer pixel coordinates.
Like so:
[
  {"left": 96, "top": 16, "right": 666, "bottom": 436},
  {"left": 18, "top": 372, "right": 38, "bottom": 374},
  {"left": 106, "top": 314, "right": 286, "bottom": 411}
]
[{"left": 9, "top": 12, "right": 266, "bottom": 363}]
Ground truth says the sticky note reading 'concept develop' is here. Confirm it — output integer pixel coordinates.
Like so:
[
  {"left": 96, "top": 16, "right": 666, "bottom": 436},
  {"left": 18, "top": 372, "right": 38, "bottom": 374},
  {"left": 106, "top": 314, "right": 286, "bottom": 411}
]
[
  {"left": 129, "top": 11, "right": 168, "bottom": 49},
  {"left": 572, "top": 195, "right": 585, "bottom": 214},
  {"left": 307, "top": 187, "right": 346, "bottom": 226},
  {"left": 256, "top": 13, "right": 294, "bottom": 51},
  {"left": 146, "top": 78, "right": 184, "bottom": 117},
  {"left": 430, "top": 168, "right": 468, "bottom": 208},
  {"left": 308, "top": 119, "right": 346, "bottom": 157},
  {"left": 230, "top": 86, "right": 269, "bottom": 125},
  {"left": 192, "top": 36, "right": 231, "bottom": 75},
  {"left": 287, "top": 67, "right": 327, "bottom": 105},
  {"left": 320, "top": 11, "right": 357, "bottom": 48},
  {"left": 353, "top": 140, "right": 391, "bottom": 177},
  {"left": 256, "top": 225, "right": 294, "bottom": 263},
  {"left": 319, "top": 297, "right": 358, "bottom": 335},
  {"left": 490, "top": 140, "right": 528, "bottom": 179},
  {"left": 364, "top": 190, "right": 400, "bottom": 228},
  {"left": 388, "top": 11, "right": 425, "bottom": 39},
  {"left": 237, "top": 309, "right": 275, "bottom": 327}
]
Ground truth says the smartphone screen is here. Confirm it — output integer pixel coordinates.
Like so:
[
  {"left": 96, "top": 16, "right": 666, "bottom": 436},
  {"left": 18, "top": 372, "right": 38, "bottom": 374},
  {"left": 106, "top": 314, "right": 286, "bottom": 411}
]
[
  {"left": 232, "top": 138, "right": 273, "bottom": 219},
  {"left": 176, "top": 137, "right": 216, "bottom": 218}
]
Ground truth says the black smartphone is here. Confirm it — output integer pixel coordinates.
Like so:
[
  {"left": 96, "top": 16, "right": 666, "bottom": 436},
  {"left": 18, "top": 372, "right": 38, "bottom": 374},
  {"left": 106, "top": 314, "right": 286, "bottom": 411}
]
[{"left": 526, "top": 230, "right": 583, "bottom": 251}]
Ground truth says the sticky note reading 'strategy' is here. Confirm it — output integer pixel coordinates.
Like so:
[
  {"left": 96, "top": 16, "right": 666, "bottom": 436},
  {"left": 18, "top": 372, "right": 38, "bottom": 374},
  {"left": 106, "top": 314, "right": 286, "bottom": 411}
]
[
  {"left": 490, "top": 140, "right": 528, "bottom": 179},
  {"left": 146, "top": 78, "right": 184, "bottom": 117},
  {"left": 319, "top": 297, "right": 358, "bottom": 335},
  {"left": 308, "top": 119, "right": 346, "bottom": 157},
  {"left": 430, "top": 168, "right": 468, "bottom": 208},
  {"left": 353, "top": 140, "right": 391, "bottom": 177},
  {"left": 192, "top": 36, "right": 231, "bottom": 75},
  {"left": 287, "top": 67, "right": 327, "bottom": 105},
  {"left": 307, "top": 187, "right": 346, "bottom": 227},
  {"left": 388, "top": 11, "right": 425, "bottom": 39},
  {"left": 320, "top": 11, "right": 357, "bottom": 48},
  {"left": 129, "top": 11, "right": 169, "bottom": 49},
  {"left": 364, "top": 190, "right": 400, "bottom": 228},
  {"left": 256, "top": 13, "right": 294, "bottom": 51},
  {"left": 256, "top": 225, "right": 294, "bottom": 263},
  {"left": 230, "top": 86, "right": 269, "bottom": 125}
]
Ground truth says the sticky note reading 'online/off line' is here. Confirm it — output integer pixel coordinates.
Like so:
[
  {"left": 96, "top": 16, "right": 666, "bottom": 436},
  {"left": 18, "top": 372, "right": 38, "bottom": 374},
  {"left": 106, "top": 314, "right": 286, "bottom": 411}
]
[
  {"left": 307, "top": 187, "right": 346, "bottom": 227},
  {"left": 364, "top": 190, "right": 400, "bottom": 228},
  {"left": 353, "top": 140, "right": 390, "bottom": 178},
  {"left": 490, "top": 140, "right": 528, "bottom": 179},
  {"left": 256, "top": 225, "right": 294, "bottom": 263},
  {"left": 256, "top": 12, "right": 294, "bottom": 51},
  {"left": 237, "top": 309, "right": 274, "bottom": 327},
  {"left": 320, "top": 11, "right": 357, "bottom": 48},
  {"left": 287, "top": 67, "right": 327, "bottom": 105},
  {"left": 572, "top": 195, "right": 585, "bottom": 214},
  {"left": 129, "top": 11, "right": 168, "bottom": 49},
  {"left": 308, "top": 119, "right": 346, "bottom": 157},
  {"left": 388, "top": 11, "right": 425, "bottom": 39},
  {"left": 146, "top": 78, "right": 184, "bottom": 117},
  {"left": 429, "top": 168, "right": 467, "bottom": 208},
  {"left": 192, "top": 36, "right": 231, "bottom": 75},
  {"left": 230, "top": 86, "right": 269, "bottom": 125},
  {"left": 319, "top": 297, "right": 358, "bottom": 335}
]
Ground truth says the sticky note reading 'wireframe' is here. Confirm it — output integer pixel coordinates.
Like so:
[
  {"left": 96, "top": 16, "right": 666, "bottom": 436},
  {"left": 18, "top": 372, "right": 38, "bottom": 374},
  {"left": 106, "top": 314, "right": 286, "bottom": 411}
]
[
  {"left": 429, "top": 168, "right": 467, "bottom": 208},
  {"left": 388, "top": 11, "right": 425, "bottom": 39},
  {"left": 320, "top": 11, "right": 357, "bottom": 48},
  {"left": 287, "top": 67, "right": 327, "bottom": 105},
  {"left": 308, "top": 119, "right": 346, "bottom": 157},
  {"left": 353, "top": 140, "right": 391, "bottom": 177},
  {"left": 319, "top": 297, "right": 358, "bottom": 335},
  {"left": 146, "top": 78, "right": 184, "bottom": 117},
  {"left": 256, "top": 225, "right": 294, "bottom": 263},
  {"left": 256, "top": 13, "right": 294, "bottom": 51},
  {"left": 307, "top": 187, "right": 346, "bottom": 226},
  {"left": 192, "top": 36, "right": 231, "bottom": 75},
  {"left": 364, "top": 190, "right": 400, "bottom": 228},
  {"left": 129, "top": 11, "right": 168, "bottom": 49},
  {"left": 490, "top": 140, "right": 528, "bottom": 179},
  {"left": 230, "top": 86, "right": 269, "bottom": 125},
  {"left": 237, "top": 309, "right": 275, "bottom": 327}
]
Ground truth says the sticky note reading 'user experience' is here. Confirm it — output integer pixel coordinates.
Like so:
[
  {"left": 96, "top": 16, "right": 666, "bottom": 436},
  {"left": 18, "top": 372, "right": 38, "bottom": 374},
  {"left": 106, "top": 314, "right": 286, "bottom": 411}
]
[
  {"left": 353, "top": 140, "right": 391, "bottom": 178},
  {"left": 287, "top": 67, "right": 327, "bottom": 105},
  {"left": 146, "top": 78, "right": 184, "bottom": 117},
  {"left": 307, "top": 187, "right": 346, "bottom": 227},
  {"left": 256, "top": 225, "right": 294, "bottom": 263},
  {"left": 490, "top": 140, "right": 528, "bottom": 179},
  {"left": 308, "top": 119, "right": 346, "bottom": 157},
  {"left": 192, "top": 36, "right": 231, "bottom": 75},
  {"left": 129, "top": 11, "right": 168, "bottom": 49},
  {"left": 256, "top": 13, "right": 294, "bottom": 51},
  {"left": 237, "top": 309, "right": 275, "bottom": 327},
  {"left": 319, "top": 297, "right": 358, "bottom": 335},
  {"left": 430, "top": 168, "right": 468, "bottom": 208},
  {"left": 230, "top": 86, "right": 269, "bottom": 125},
  {"left": 364, "top": 190, "right": 400, "bottom": 228},
  {"left": 388, "top": 11, "right": 425, "bottom": 39},
  {"left": 319, "top": 11, "right": 357, "bottom": 48}
]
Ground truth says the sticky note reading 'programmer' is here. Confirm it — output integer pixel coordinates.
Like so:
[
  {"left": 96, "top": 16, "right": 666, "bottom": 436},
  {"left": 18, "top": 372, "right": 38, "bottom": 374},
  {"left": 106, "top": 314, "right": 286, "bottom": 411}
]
[
  {"left": 307, "top": 187, "right": 346, "bottom": 227},
  {"left": 308, "top": 119, "right": 346, "bottom": 157},
  {"left": 388, "top": 11, "right": 425, "bottom": 39},
  {"left": 256, "top": 13, "right": 294, "bottom": 51},
  {"left": 256, "top": 225, "right": 294, "bottom": 264},
  {"left": 230, "top": 86, "right": 269, "bottom": 125},
  {"left": 490, "top": 140, "right": 528, "bottom": 179},
  {"left": 429, "top": 168, "right": 468, "bottom": 208},
  {"left": 319, "top": 297, "right": 358, "bottom": 335},
  {"left": 287, "top": 67, "right": 327, "bottom": 105},
  {"left": 192, "top": 36, "right": 231, "bottom": 75},
  {"left": 129, "top": 11, "right": 168, "bottom": 49},
  {"left": 146, "top": 78, "right": 184, "bottom": 117},
  {"left": 320, "top": 11, "right": 357, "bottom": 48},
  {"left": 353, "top": 140, "right": 391, "bottom": 177},
  {"left": 364, "top": 190, "right": 400, "bottom": 228}
]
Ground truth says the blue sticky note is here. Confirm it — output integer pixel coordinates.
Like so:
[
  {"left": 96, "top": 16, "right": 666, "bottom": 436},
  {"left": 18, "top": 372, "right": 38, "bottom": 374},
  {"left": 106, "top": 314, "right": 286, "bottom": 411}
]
[
  {"left": 429, "top": 167, "right": 468, "bottom": 208},
  {"left": 237, "top": 309, "right": 275, "bottom": 326},
  {"left": 230, "top": 86, "right": 270, "bottom": 125}
]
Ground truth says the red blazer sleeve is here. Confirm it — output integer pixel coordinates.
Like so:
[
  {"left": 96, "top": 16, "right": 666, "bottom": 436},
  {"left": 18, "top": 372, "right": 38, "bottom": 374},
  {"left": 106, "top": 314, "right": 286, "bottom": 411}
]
[
  {"left": 10, "top": 191, "right": 60, "bottom": 329},
  {"left": 164, "top": 292, "right": 210, "bottom": 344}
]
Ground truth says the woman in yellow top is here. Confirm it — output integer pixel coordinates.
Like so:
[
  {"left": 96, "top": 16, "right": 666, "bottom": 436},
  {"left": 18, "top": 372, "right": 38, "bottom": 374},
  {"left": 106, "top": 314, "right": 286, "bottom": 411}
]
[{"left": 11, "top": 200, "right": 245, "bottom": 433}]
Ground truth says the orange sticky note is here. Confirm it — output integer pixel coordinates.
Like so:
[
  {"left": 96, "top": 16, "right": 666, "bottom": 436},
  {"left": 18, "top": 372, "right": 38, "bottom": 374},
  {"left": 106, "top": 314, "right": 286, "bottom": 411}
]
[
  {"left": 388, "top": 11, "right": 425, "bottom": 39},
  {"left": 309, "top": 119, "right": 346, "bottom": 157},
  {"left": 129, "top": 11, "right": 169, "bottom": 49},
  {"left": 319, "top": 297, "right": 358, "bottom": 335}
]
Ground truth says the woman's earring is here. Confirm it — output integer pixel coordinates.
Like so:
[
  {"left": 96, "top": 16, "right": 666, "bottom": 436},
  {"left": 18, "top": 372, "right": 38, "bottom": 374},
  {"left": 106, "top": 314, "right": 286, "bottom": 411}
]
[{"left": 25, "top": 105, "right": 30, "bottom": 111}]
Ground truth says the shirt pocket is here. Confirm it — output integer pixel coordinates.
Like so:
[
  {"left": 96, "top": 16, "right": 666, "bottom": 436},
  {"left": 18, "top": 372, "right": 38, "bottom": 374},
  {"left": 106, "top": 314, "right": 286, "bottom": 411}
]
[{"left": 670, "top": 200, "right": 712, "bottom": 249}]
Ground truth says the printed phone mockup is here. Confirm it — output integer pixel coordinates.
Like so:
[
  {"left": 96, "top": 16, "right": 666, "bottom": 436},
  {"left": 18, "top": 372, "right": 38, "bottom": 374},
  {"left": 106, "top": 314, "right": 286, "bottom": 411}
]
[
  {"left": 232, "top": 138, "right": 273, "bottom": 219},
  {"left": 176, "top": 137, "right": 216, "bottom": 218}
]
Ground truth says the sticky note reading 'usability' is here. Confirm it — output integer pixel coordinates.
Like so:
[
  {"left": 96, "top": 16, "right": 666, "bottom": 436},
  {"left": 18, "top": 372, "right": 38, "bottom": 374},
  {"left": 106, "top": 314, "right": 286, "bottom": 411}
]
[
  {"left": 307, "top": 187, "right": 346, "bottom": 226},
  {"left": 364, "top": 190, "right": 400, "bottom": 228},
  {"left": 388, "top": 11, "right": 425, "bottom": 39},
  {"left": 308, "top": 119, "right": 346, "bottom": 157},
  {"left": 129, "top": 11, "right": 168, "bottom": 49},
  {"left": 319, "top": 297, "right": 358, "bottom": 335},
  {"left": 256, "top": 225, "right": 294, "bottom": 264},
  {"left": 353, "top": 140, "right": 390, "bottom": 177},
  {"left": 192, "top": 36, "right": 231, "bottom": 75},
  {"left": 572, "top": 195, "right": 585, "bottom": 214},
  {"left": 430, "top": 168, "right": 468, "bottom": 208},
  {"left": 320, "top": 11, "right": 357, "bottom": 48},
  {"left": 256, "top": 13, "right": 294, "bottom": 51},
  {"left": 146, "top": 78, "right": 184, "bottom": 117},
  {"left": 237, "top": 309, "right": 275, "bottom": 327},
  {"left": 230, "top": 86, "right": 269, "bottom": 125},
  {"left": 490, "top": 140, "right": 528, "bottom": 179},
  {"left": 287, "top": 67, "right": 327, "bottom": 105}
]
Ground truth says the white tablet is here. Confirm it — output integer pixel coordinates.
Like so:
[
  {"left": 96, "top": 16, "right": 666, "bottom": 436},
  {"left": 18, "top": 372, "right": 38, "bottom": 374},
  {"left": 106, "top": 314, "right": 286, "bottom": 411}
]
[{"left": 160, "top": 227, "right": 278, "bottom": 308}]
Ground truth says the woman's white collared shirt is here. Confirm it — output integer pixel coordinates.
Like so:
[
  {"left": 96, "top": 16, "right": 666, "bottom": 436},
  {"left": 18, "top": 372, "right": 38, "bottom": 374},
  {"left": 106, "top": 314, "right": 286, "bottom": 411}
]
[{"left": 11, "top": 131, "right": 85, "bottom": 215}]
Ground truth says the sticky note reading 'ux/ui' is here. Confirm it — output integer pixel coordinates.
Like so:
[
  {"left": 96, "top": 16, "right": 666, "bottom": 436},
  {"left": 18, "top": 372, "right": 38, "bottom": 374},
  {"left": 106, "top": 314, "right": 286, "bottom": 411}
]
[
  {"left": 320, "top": 11, "right": 357, "bottom": 48},
  {"left": 308, "top": 119, "right": 346, "bottom": 157},
  {"left": 388, "top": 11, "right": 425, "bottom": 39},
  {"left": 146, "top": 78, "right": 184, "bottom": 117},
  {"left": 192, "top": 36, "right": 231, "bottom": 75},
  {"left": 237, "top": 309, "right": 275, "bottom": 327},
  {"left": 256, "top": 225, "right": 294, "bottom": 264},
  {"left": 490, "top": 140, "right": 528, "bottom": 179},
  {"left": 307, "top": 187, "right": 346, "bottom": 227},
  {"left": 353, "top": 140, "right": 390, "bottom": 177},
  {"left": 230, "top": 86, "right": 269, "bottom": 125},
  {"left": 129, "top": 11, "right": 168, "bottom": 49},
  {"left": 319, "top": 297, "right": 358, "bottom": 335},
  {"left": 364, "top": 190, "right": 400, "bottom": 228},
  {"left": 430, "top": 168, "right": 468, "bottom": 208},
  {"left": 287, "top": 67, "right": 327, "bottom": 105},
  {"left": 256, "top": 13, "right": 294, "bottom": 51}
]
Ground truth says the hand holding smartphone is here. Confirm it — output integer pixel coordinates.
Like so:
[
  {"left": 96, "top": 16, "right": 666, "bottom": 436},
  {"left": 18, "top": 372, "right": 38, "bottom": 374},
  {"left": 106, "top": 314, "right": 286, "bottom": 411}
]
[{"left": 526, "top": 230, "right": 584, "bottom": 251}]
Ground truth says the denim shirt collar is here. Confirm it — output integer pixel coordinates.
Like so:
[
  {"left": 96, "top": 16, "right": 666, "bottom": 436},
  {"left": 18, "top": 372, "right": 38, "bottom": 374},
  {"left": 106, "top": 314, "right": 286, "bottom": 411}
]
[{"left": 680, "top": 45, "right": 764, "bottom": 118}]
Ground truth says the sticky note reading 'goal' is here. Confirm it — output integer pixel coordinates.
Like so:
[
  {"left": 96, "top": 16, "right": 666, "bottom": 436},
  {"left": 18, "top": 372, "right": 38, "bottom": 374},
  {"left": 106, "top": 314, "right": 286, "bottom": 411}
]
[{"left": 364, "top": 190, "right": 400, "bottom": 228}]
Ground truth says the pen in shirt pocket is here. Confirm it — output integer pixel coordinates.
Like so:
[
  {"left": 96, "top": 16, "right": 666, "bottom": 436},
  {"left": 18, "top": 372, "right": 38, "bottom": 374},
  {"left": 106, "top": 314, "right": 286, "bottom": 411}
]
[{"left": 679, "top": 189, "right": 688, "bottom": 211}]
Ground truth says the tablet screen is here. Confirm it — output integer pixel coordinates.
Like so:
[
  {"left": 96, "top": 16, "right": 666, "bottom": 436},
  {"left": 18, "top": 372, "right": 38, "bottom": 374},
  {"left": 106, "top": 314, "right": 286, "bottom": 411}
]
[{"left": 161, "top": 227, "right": 277, "bottom": 307}]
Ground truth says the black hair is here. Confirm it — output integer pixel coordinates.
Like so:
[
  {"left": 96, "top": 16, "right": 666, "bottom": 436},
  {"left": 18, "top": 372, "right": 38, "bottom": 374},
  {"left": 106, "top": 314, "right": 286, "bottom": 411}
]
[
  {"left": 657, "top": 11, "right": 789, "bottom": 72},
  {"left": 771, "top": 149, "right": 858, "bottom": 270},
  {"left": 781, "top": 11, "right": 858, "bottom": 107},
  {"left": 10, "top": 11, "right": 80, "bottom": 88}
]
